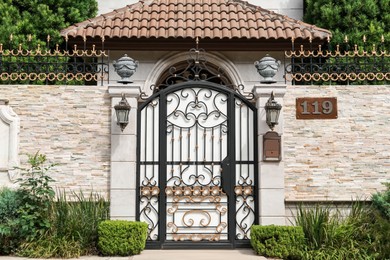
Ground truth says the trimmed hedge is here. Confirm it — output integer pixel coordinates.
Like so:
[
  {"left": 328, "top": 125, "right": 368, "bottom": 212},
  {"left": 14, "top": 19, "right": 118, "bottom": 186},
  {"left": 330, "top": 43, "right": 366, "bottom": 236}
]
[
  {"left": 250, "top": 225, "right": 304, "bottom": 259},
  {"left": 98, "top": 220, "right": 148, "bottom": 256}
]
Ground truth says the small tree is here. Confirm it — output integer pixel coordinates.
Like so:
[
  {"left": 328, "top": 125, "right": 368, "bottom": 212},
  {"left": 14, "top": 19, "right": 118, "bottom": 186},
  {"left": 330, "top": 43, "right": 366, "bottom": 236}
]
[
  {"left": 0, "top": 0, "right": 98, "bottom": 47},
  {"left": 304, "top": 0, "right": 389, "bottom": 49},
  {"left": 16, "top": 152, "right": 56, "bottom": 240}
]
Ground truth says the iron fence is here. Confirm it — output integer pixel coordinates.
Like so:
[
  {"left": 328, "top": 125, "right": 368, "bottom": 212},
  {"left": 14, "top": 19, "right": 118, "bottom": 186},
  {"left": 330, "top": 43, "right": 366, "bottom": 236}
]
[
  {"left": 285, "top": 37, "right": 390, "bottom": 84},
  {"left": 0, "top": 37, "right": 109, "bottom": 86}
]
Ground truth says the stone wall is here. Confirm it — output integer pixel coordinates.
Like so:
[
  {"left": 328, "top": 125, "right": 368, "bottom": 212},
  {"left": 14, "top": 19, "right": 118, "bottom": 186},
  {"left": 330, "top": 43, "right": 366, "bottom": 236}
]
[
  {"left": 0, "top": 85, "right": 111, "bottom": 197},
  {"left": 283, "top": 85, "right": 390, "bottom": 201}
]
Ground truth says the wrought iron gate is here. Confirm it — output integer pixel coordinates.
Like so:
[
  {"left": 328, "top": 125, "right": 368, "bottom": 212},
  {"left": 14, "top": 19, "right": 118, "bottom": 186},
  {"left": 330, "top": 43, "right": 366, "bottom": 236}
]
[{"left": 137, "top": 81, "right": 257, "bottom": 248}]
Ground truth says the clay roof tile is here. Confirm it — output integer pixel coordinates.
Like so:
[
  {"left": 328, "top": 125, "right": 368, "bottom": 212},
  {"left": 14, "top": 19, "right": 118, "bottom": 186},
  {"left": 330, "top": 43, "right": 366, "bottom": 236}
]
[{"left": 61, "top": 0, "right": 331, "bottom": 41}]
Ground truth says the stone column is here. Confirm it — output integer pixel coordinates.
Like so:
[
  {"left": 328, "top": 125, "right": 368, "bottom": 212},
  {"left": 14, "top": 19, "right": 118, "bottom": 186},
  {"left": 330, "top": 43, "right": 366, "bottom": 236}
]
[
  {"left": 252, "top": 84, "right": 287, "bottom": 225},
  {"left": 108, "top": 84, "right": 141, "bottom": 220}
]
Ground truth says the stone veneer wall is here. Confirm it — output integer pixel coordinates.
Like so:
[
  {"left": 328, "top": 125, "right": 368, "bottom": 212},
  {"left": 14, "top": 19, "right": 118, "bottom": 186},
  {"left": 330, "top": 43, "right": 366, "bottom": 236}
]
[
  {"left": 0, "top": 85, "right": 111, "bottom": 197},
  {"left": 284, "top": 85, "right": 390, "bottom": 201}
]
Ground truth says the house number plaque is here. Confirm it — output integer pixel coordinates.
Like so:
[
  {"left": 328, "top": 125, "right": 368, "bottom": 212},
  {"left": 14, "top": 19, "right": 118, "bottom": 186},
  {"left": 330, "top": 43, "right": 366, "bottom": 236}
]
[{"left": 296, "top": 97, "right": 337, "bottom": 119}]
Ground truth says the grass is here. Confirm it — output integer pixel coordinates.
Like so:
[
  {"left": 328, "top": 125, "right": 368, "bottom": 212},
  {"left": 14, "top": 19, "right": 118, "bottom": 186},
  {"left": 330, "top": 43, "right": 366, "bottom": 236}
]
[
  {"left": 294, "top": 201, "right": 387, "bottom": 260},
  {"left": 17, "top": 190, "right": 109, "bottom": 258}
]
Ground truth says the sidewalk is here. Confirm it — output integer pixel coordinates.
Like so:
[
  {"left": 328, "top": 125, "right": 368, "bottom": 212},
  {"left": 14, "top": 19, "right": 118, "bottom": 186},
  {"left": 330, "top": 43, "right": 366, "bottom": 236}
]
[{"left": 0, "top": 249, "right": 269, "bottom": 260}]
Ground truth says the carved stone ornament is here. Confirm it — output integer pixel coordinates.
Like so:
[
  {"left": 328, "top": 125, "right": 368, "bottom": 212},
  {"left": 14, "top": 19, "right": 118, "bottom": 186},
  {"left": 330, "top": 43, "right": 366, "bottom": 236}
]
[
  {"left": 254, "top": 54, "right": 281, "bottom": 84},
  {"left": 113, "top": 54, "right": 139, "bottom": 84},
  {"left": 0, "top": 99, "right": 20, "bottom": 183}
]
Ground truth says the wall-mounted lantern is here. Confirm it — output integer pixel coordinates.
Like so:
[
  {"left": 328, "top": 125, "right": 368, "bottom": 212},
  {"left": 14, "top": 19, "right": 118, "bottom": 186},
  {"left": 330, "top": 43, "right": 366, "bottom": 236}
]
[
  {"left": 264, "top": 92, "right": 282, "bottom": 131},
  {"left": 114, "top": 93, "right": 131, "bottom": 132}
]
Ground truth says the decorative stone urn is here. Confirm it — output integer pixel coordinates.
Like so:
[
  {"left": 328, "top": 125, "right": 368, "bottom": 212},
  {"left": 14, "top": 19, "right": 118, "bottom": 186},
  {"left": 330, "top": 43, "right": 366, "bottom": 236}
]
[
  {"left": 254, "top": 55, "right": 281, "bottom": 84},
  {"left": 113, "top": 54, "right": 139, "bottom": 84}
]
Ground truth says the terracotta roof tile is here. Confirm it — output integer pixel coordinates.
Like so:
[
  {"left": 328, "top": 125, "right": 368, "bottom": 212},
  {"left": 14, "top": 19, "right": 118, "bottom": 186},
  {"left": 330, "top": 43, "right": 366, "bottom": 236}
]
[{"left": 61, "top": 0, "right": 331, "bottom": 41}]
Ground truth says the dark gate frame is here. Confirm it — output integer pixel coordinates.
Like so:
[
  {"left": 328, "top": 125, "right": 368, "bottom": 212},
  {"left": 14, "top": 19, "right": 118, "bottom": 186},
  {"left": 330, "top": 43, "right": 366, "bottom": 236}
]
[{"left": 136, "top": 81, "right": 258, "bottom": 249}]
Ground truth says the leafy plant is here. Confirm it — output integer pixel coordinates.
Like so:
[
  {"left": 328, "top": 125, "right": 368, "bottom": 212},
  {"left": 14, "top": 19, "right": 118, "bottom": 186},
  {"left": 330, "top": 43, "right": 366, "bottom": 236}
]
[
  {"left": 0, "top": 0, "right": 98, "bottom": 47},
  {"left": 304, "top": 0, "right": 389, "bottom": 49},
  {"left": 15, "top": 152, "right": 56, "bottom": 240},
  {"left": 98, "top": 220, "right": 148, "bottom": 256},
  {"left": 371, "top": 182, "right": 390, "bottom": 220},
  {"left": 295, "top": 201, "right": 389, "bottom": 259},
  {"left": 295, "top": 204, "right": 337, "bottom": 249},
  {"left": 51, "top": 191, "right": 109, "bottom": 255},
  {"left": 0, "top": 188, "right": 23, "bottom": 254},
  {"left": 16, "top": 235, "right": 82, "bottom": 258},
  {"left": 17, "top": 190, "right": 109, "bottom": 258}
]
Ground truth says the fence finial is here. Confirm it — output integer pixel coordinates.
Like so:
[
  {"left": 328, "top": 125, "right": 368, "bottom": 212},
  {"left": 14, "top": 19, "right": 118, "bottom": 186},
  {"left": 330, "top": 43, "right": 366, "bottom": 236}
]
[
  {"left": 381, "top": 35, "right": 385, "bottom": 43},
  {"left": 344, "top": 35, "right": 348, "bottom": 43},
  {"left": 363, "top": 35, "right": 366, "bottom": 43}
]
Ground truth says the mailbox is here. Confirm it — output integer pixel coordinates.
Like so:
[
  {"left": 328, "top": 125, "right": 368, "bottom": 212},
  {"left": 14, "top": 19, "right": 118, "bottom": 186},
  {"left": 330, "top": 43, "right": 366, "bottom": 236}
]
[{"left": 263, "top": 131, "right": 281, "bottom": 161}]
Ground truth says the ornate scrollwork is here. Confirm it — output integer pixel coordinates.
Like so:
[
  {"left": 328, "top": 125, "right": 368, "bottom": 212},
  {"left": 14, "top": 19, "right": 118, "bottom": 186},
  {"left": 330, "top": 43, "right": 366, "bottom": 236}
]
[
  {"left": 139, "top": 193, "right": 159, "bottom": 240},
  {"left": 166, "top": 185, "right": 228, "bottom": 242},
  {"left": 172, "top": 234, "right": 222, "bottom": 242}
]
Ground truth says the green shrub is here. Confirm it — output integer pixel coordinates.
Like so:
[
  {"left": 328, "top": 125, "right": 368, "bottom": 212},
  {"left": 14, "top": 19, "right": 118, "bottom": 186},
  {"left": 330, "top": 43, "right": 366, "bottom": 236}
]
[
  {"left": 250, "top": 225, "right": 304, "bottom": 259},
  {"left": 0, "top": 188, "right": 23, "bottom": 255},
  {"left": 372, "top": 183, "right": 390, "bottom": 220},
  {"left": 98, "top": 220, "right": 148, "bottom": 256},
  {"left": 295, "top": 202, "right": 388, "bottom": 260},
  {"left": 16, "top": 191, "right": 109, "bottom": 258}
]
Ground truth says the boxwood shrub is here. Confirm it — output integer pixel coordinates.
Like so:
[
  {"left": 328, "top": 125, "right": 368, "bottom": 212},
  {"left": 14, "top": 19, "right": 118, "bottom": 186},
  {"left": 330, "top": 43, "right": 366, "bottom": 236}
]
[
  {"left": 250, "top": 225, "right": 304, "bottom": 259},
  {"left": 98, "top": 220, "right": 148, "bottom": 256}
]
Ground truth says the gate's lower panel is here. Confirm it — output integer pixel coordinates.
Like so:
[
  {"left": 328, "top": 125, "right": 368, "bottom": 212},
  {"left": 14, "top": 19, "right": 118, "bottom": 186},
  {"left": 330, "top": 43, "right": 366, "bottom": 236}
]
[{"left": 166, "top": 186, "right": 228, "bottom": 242}]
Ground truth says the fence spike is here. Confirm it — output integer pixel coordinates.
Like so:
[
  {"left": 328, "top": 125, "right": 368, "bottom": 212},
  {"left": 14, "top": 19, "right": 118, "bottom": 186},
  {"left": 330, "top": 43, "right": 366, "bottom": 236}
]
[
  {"left": 28, "top": 34, "right": 32, "bottom": 42},
  {"left": 381, "top": 35, "right": 385, "bottom": 43},
  {"left": 363, "top": 35, "right": 366, "bottom": 43},
  {"left": 10, "top": 34, "right": 13, "bottom": 42},
  {"left": 344, "top": 35, "right": 348, "bottom": 43}
]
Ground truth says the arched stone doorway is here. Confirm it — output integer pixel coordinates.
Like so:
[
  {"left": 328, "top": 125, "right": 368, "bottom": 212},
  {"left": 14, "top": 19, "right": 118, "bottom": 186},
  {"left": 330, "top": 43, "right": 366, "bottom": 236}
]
[{"left": 136, "top": 49, "right": 258, "bottom": 248}]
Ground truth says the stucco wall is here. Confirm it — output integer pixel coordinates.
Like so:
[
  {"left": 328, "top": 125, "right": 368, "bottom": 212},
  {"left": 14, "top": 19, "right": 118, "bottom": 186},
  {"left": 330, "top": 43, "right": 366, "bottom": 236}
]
[
  {"left": 0, "top": 85, "right": 111, "bottom": 196},
  {"left": 283, "top": 85, "right": 390, "bottom": 201}
]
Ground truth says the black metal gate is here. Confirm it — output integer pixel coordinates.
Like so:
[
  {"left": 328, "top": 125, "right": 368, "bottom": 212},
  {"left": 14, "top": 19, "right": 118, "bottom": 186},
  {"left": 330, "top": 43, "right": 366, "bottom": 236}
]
[{"left": 137, "top": 81, "right": 258, "bottom": 248}]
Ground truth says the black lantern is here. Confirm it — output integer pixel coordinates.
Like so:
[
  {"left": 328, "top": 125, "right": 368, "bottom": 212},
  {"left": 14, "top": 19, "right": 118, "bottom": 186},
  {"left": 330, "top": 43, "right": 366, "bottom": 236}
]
[
  {"left": 114, "top": 93, "right": 131, "bottom": 132},
  {"left": 264, "top": 92, "right": 282, "bottom": 131}
]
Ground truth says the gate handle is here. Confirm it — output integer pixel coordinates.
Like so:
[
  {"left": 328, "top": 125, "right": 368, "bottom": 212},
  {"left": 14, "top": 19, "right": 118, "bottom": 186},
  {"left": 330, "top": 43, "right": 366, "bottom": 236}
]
[{"left": 221, "top": 157, "right": 231, "bottom": 194}]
